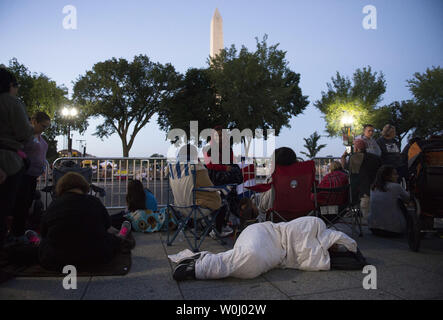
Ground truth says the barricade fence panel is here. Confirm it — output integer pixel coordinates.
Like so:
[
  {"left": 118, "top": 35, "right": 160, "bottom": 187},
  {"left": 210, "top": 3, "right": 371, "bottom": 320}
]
[{"left": 35, "top": 156, "right": 339, "bottom": 212}]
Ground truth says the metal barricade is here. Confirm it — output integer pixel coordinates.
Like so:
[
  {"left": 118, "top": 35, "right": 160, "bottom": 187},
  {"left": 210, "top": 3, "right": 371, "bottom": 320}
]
[
  {"left": 40, "top": 156, "right": 340, "bottom": 212},
  {"left": 50, "top": 157, "right": 169, "bottom": 211},
  {"left": 313, "top": 157, "right": 342, "bottom": 182}
]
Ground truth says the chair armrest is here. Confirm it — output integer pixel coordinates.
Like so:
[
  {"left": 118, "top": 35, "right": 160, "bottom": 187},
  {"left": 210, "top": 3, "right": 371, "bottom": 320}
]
[
  {"left": 245, "top": 183, "right": 272, "bottom": 193},
  {"left": 194, "top": 184, "right": 236, "bottom": 196}
]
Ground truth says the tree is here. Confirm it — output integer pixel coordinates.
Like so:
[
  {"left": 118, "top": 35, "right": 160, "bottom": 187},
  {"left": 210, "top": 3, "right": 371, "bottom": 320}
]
[
  {"left": 73, "top": 55, "right": 181, "bottom": 157},
  {"left": 208, "top": 35, "right": 309, "bottom": 155},
  {"left": 406, "top": 66, "right": 443, "bottom": 137},
  {"left": 371, "top": 100, "right": 417, "bottom": 147},
  {"left": 300, "top": 131, "right": 327, "bottom": 159},
  {"left": 314, "top": 66, "right": 386, "bottom": 137},
  {"left": 6, "top": 58, "right": 88, "bottom": 161},
  {"left": 157, "top": 68, "right": 221, "bottom": 144}
]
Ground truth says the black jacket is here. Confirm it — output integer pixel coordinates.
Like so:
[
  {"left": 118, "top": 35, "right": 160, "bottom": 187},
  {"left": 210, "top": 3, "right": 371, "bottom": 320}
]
[{"left": 39, "top": 192, "right": 115, "bottom": 270}]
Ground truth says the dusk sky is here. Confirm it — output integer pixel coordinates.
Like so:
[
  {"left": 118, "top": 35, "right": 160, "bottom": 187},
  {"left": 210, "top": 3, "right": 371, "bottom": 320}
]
[{"left": 1, "top": 0, "right": 442, "bottom": 158}]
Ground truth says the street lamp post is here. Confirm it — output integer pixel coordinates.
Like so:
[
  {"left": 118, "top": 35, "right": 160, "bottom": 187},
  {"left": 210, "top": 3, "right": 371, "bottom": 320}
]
[
  {"left": 341, "top": 113, "right": 355, "bottom": 153},
  {"left": 62, "top": 106, "right": 78, "bottom": 157}
]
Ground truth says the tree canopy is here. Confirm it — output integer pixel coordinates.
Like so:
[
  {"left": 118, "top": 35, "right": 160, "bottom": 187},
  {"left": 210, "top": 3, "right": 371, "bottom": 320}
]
[
  {"left": 157, "top": 68, "right": 221, "bottom": 144},
  {"left": 6, "top": 58, "right": 87, "bottom": 162},
  {"left": 371, "top": 100, "right": 417, "bottom": 143},
  {"left": 406, "top": 66, "right": 443, "bottom": 138},
  {"left": 208, "top": 35, "right": 309, "bottom": 137},
  {"left": 73, "top": 55, "right": 181, "bottom": 157},
  {"left": 159, "top": 35, "right": 309, "bottom": 156},
  {"left": 314, "top": 66, "right": 386, "bottom": 137}
]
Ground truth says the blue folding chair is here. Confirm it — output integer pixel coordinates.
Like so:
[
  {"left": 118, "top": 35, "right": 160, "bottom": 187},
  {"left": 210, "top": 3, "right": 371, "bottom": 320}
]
[{"left": 165, "top": 161, "right": 235, "bottom": 252}]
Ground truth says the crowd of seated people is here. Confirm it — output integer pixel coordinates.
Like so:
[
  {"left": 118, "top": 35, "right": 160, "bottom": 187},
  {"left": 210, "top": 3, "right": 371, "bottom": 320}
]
[{"left": 0, "top": 64, "right": 424, "bottom": 280}]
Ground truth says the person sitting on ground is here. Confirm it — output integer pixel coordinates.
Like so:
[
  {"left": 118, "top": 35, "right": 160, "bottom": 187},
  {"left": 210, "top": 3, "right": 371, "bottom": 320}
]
[
  {"left": 253, "top": 147, "right": 298, "bottom": 221},
  {"left": 171, "top": 216, "right": 360, "bottom": 281},
  {"left": 312, "top": 161, "right": 349, "bottom": 206},
  {"left": 368, "top": 165, "right": 409, "bottom": 237},
  {"left": 118, "top": 179, "right": 164, "bottom": 233},
  {"left": 30, "top": 172, "right": 135, "bottom": 271},
  {"left": 341, "top": 139, "right": 381, "bottom": 223},
  {"left": 127, "top": 179, "right": 158, "bottom": 213},
  {"left": 168, "top": 144, "right": 233, "bottom": 238}
]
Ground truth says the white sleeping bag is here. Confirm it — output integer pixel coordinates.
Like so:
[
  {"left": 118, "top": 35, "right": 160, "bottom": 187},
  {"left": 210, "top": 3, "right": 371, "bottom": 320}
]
[{"left": 194, "top": 216, "right": 357, "bottom": 280}]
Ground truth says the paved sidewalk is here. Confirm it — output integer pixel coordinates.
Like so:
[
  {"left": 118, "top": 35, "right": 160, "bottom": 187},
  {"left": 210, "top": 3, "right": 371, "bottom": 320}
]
[{"left": 1, "top": 226, "right": 443, "bottom": 300}]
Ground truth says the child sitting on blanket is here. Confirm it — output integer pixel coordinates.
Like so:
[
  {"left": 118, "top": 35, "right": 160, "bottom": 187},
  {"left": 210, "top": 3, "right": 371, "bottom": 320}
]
[
  {"left": 123, "top": 179, "right": 166, "bottom": 232},
  {"left": 110, "top": 179, "right": 173, "bottom": 233}
]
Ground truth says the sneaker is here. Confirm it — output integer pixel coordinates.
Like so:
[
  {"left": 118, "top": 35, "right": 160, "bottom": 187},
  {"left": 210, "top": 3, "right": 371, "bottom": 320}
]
[
  {"left": 118, "top": 221, "right": 132, "bottom": 238},
  {"left": 173, "top": 260, "right": 196, "bottom": 281},
  {"left": 24, "top": 230, "right": 41, "bottom": 246}
]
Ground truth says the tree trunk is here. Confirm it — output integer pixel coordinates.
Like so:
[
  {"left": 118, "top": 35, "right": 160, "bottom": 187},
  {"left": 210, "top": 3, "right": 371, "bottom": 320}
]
[{"left": 121, "top": 137, "right": 130, "bottom": 157}]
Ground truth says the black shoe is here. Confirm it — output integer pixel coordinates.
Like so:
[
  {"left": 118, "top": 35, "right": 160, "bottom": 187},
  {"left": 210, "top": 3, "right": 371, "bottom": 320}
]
[{"left": 173, "top": 260, "right": 196, "bottom": 281}]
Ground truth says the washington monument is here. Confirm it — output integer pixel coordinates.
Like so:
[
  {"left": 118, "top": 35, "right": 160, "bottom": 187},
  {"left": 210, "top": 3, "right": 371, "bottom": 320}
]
[{"left": 210, "top": 8, "right": 223, "bottom": 59}]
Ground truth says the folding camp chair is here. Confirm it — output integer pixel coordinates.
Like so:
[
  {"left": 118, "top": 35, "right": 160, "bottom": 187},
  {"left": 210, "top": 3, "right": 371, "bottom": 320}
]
[
  {"left": 41, "top": 162, "right": 106, "bottom": 203},
  {"left": 247, "top": 160, "right": 317, "bottom": 222},
  {"left": 314, "top": 177, "right": 363, "bottom": 237},
  {"left": 165, "top": 162, "right": 235, "bottom": 252}
]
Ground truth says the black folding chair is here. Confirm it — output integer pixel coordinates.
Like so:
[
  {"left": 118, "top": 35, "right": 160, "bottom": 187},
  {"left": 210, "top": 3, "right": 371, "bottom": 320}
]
[
  {"left": 41, "top": 162, "right": 105, "bottom": 203},
  {"left": 314, "top": 179, "right": 363, "bottom": 237}
]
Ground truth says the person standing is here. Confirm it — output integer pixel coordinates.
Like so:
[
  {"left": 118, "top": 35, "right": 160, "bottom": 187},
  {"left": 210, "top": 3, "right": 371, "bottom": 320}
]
[
  {"left": 341, "top": 139, "right": 381, "bottom": 223},
  {"left": 0, "top": 67, "right": 34, "bottom": 249},
  {"left": 376, "top": 124, "right": 406, "bottom": 181},
  {"left": 11, "top": 112, "right": 51, "bottom": 239},
  {"left": 355, "top": 124, "right": 381, "bottom": 158}
]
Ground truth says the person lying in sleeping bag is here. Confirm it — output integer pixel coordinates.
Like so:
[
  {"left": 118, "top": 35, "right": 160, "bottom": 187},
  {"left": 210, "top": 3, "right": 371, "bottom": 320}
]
[{"left": 170, "top": 214, "right": 359, "bottom": 281}]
